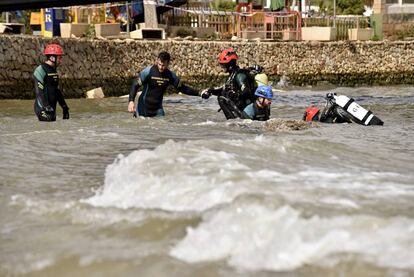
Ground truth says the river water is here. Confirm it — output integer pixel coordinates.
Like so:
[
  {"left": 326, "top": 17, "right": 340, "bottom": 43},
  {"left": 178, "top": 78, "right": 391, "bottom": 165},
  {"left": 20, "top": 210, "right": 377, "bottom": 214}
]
[{"left": 0, "top": 86, "right": 413, "bottom": 277}]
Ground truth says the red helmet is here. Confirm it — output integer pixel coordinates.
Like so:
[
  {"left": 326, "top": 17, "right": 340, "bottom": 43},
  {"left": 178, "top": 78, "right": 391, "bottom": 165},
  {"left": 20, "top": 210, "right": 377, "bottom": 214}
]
[
  {"left": 44, "top": 44, "right": 64, "bottom": 56},
  {"left": 303, "top": 106, "right": 320, "bottom": 121},
  {"left": 218, "top": 48, "right": 238, "bottom": 64}
]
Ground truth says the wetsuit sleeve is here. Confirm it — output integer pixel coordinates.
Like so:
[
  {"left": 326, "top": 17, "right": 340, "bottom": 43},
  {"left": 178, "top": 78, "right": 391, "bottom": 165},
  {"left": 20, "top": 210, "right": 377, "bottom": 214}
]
[
  {"left": 57, "top": 89, "right": 68, "bottom": 109},
  {"left": 208, "top": 86, "right": 224, "bottom": 96},
  {"left": 128, "top": 66, "right": 151, "bottom": 102},
  {"left": 33, "top": 65, "right": 50, "bottom": 108},
  {"left": 170, "top": 71, "right": 199, "bottom": 96},
  {"left": 128, "top": 78, "right": 141, "bottom": 102}
]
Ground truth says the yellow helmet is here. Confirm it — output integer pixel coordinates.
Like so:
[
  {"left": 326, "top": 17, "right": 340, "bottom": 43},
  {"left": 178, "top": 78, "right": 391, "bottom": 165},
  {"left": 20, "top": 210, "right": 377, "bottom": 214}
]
[{"left": 255, "top": 73, "right": 268, "bottom": 86}]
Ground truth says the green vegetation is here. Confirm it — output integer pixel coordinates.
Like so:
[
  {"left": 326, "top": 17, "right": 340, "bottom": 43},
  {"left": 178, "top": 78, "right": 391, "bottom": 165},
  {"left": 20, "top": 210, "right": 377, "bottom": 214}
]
[
  {"left": 211, "top": 0, "right": 237, "bottom": 11},
  {"left": 20, "top": 10, "right": 34, "bottom": 35},
  {"left": 313, "top": 0, "right": 367, "bottom": 15},
  {"left": 371, "top": 34, "right": 380, "bottom": 41},
  {"left": 83, "top": 24, "right": 96, "bottom": 38},
  {"left": 395, "top": 24, "right": 414, "bottom": 40},
  {"left": 176, "top": 28, "right": 195, "bottom": 37}
]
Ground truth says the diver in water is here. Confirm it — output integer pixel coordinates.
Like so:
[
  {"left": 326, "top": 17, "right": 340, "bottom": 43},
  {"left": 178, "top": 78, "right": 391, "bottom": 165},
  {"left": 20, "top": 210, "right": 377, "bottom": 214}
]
[
  {"left": 33, "top": 44, "right": 69, "bottom": 121},
  {"left": 303, "top": 93, "right": 384, "bottom": 125},
  {"left": 242, "top": 85, "right": 273, "bottom": 121},
  {"left": 128, "top": 51, "right": 205, "bottom": 117},
  {"left": 200, "top": 48, "right": 257, "bottom": 120}
]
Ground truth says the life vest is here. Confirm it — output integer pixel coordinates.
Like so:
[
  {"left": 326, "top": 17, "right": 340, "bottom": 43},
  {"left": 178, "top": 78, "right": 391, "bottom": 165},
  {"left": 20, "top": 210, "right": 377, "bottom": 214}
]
[{"left": 332, "top": 94, "right": 384, "bottom": 126}]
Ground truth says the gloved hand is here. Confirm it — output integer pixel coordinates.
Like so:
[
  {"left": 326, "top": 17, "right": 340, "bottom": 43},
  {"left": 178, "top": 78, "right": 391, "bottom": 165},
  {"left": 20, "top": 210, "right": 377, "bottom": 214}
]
[
  {"left": 62, "top": 106, "right": 70, "bottom": 120},
  {"left": 224, "top": 90, "right": 237, "bottom": 99},
  {"left": 200, "top": 89, "right": 211, "bottom": 99},
  {"left": 44, "top": 106, "right": 54, "bottom": 113}
]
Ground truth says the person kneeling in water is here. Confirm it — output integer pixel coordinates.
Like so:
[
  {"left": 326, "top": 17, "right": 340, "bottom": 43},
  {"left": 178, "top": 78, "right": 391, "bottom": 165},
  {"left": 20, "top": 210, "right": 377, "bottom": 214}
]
[
  {"left": 242, "top": 85, "right": 273, "bottom": 121},
  {"left": 199, "top": 48, "right": 257, "bottom": 120},
  {"left": 303, "top": 93, "right": 384, "bottom": 125}
]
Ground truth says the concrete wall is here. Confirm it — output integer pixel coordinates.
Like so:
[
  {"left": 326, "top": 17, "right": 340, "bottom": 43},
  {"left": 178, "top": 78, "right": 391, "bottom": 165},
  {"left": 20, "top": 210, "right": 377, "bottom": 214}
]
[{"left": 1, "top": 35, "right": 414, "bottom": 99}]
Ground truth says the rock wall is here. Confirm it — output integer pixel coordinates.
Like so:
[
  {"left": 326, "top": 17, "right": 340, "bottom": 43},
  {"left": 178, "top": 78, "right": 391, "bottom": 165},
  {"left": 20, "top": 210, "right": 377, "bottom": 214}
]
[{"left": 1, "top": 35, "right": 414, "bottom": 99}]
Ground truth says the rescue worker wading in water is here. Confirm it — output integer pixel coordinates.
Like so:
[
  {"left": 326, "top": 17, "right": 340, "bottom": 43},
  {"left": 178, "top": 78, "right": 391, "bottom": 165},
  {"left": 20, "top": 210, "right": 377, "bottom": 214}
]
[
  {"left": 128, "top": 51, "right": 204, "bottom": 117},
  {"left": 33, "top": 44, "right": 69, "bottom": 121},
  {"left": 200, "top": 48, "right": 257, "bottom": 120},
  {"left": 242, "top": 85, "right": 273, "bottom": 121}
]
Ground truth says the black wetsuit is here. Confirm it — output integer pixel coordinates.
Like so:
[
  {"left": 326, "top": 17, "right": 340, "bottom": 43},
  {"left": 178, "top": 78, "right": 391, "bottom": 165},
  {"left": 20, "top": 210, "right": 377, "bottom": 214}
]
[
  {"left": 33, "top": 63, "right": 68, "bottom": 121},
  {"left": 129, "top": 65, "right": 199, "bottom": 117},
  {"left": 319, "top": 100, "right": 352, "bottom": 123},
  {"left": 208, "top": 66, "right": 257, "bottom": 119}
]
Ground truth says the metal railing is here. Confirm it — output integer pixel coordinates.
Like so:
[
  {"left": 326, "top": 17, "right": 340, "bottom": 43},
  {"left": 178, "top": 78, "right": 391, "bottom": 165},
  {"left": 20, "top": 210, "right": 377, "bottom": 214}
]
[
  {"left": 160, "top": 8, "right": 302, "bottom": 40},
  {"left": 160, "top": 5, "right": 375, "bottom": 41},
  {"left": 236, "top": 11, "right": 301, "bottom": 40},
  {"left": 160, "top": 9, "right": 237, "bottom": 38}
]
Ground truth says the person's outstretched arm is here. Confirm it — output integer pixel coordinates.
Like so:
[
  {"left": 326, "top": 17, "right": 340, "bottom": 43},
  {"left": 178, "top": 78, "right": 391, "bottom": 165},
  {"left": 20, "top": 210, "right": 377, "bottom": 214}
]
[
  {"left": 170, "top": 71, "right": 202, "bottom": 97},
  {"left": 204, "top": 86, "right": 223, "bottom": 97}
]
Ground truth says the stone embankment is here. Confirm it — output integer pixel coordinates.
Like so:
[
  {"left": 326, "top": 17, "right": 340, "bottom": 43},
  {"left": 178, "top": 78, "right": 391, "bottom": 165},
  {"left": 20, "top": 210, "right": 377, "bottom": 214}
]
[{"left": 1, "top": 35, "right": 414, "bottom": 99}]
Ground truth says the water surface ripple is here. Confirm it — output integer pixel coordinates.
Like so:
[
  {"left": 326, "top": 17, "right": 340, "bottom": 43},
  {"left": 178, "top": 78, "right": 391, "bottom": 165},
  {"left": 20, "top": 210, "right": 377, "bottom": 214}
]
[{"left": 0, "top": 86, "right": 413, "bottom": 276}]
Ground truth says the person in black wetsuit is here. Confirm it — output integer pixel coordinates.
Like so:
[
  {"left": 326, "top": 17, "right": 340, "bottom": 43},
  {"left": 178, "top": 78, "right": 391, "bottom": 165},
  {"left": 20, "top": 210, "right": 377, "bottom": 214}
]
[
  {"left": 33, "top": 44, "right": 69, "bottom": 121},
  {"left": 303, "top": 102, "right": 351, "bottom": 124},
  {"left": 127, "top": 51, "right": 204, "bottom": 117},
  {"left": 200, "top": 48, "right": 257, "bottom": 120},
  {"left": 303, "top": 93, "right": 384, "bottom": 125}
]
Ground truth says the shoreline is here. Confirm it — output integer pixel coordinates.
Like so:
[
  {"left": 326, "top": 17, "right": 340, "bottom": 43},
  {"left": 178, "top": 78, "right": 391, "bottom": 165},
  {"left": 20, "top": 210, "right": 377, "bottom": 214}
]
[{"left": 1, "top": 35, "right": 414, "bottom": 99}]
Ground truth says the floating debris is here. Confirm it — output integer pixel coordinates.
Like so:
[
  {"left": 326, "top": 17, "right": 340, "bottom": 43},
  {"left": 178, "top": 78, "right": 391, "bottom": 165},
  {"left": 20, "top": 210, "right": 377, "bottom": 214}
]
[
  {"left": 226, "top": 118, "right": 318, "bottom": 132},
  {"left": 263, "top": 118, "right": 318, "bottom": 131}
]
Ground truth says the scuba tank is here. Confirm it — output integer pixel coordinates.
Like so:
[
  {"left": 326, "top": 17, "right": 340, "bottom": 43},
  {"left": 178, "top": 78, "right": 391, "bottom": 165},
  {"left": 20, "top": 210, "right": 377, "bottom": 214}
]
[{"left": 328, "top": 93, "right": 384, "bottom": 126}]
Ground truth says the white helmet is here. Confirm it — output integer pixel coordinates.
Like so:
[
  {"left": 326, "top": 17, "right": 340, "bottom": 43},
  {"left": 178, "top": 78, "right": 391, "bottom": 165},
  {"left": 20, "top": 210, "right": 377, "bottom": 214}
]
[{"left": 255, "top": 73, "right": 268, "bottom": 86}]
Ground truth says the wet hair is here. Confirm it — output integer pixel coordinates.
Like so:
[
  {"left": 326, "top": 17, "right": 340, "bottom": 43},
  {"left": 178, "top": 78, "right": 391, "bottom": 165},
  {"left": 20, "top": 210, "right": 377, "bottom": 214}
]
[{"left": 158, "top": 51, "right": 171, "bottom": 62}]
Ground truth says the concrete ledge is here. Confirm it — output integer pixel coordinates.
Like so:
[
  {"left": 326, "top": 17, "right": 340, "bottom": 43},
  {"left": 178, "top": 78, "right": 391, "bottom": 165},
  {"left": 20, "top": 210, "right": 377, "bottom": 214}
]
[
  {"left": 302, "top": 27, "right": 337, "bottom": 41},
  {"left": 60, "top": 23, "right": 89, "bottom": 38},
  {"left": 241, "top": 30, "right": 266, "bottom": 40},
  {"left": 130, "top": 28, "right": 165, "bottom": 39},
  {"left": 167, "top": 26, "right": 216, "bottom": 38},
  {"left": 0, "top": 23, "right": 25, "bottom": 34},
  {"left": 95, "top": 23, "right": 120, "bottom": 37},
  {"left": 348, "top": 28, "right": 374, "bottom": 41}
]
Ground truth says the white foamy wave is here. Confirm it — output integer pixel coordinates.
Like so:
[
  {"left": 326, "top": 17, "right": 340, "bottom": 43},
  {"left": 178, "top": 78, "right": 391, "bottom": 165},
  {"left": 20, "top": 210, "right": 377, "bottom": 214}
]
[
  {"left": 247, "top": 169, "right": 414, "bottom": 197},
  {"left": 82, "top": 136, "right": 413, "bottom": 213},
  {"left": 9, "top": 194, "right": 149, "bottom": 226},
  {"left": 82, "top": 139, "right": 255, "bottom": 212},
  {"left": 170, "top": 204, "right": 414, "bottom": 271},
  {"left": 194, "top": 120, "right": 217, "bottom": 126},
  {"left": 10, "top": 194, "right": 76, "bottom": 215}
]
